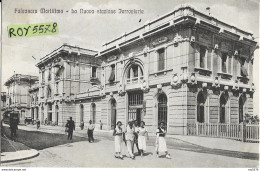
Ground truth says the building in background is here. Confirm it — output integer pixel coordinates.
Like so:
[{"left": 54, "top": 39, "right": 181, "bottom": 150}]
[
  {"left": 4, "top": 74, "right": 39, "bottom": 123},
  {"left": 28, "top": 81, "right": 39, "bottom": 122},
  {"left": 1, "top": 92, "right": 7, "bottom": 116},
  {"left": 35, "top": 44, "right": 100, "bottom": 126}
]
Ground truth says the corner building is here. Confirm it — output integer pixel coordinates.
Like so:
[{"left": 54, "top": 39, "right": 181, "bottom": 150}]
[
  {"left": 96, "top": 5, "right": 256, "bottom": 134},
  {"left": 36, "top": 44, "right": 100, "bottom": 126},
  {"left": 35, "top": 5, "right": 257, "bottom": 135}
]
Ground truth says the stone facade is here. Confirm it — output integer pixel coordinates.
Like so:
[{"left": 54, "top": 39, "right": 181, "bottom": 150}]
[
  {"left": 14, "top": 5, "right": 257, "bottom": 135},
  {"left": 36, "top": 44, "right": 100, "bottom": 126},
  {"left": 4, "top": 74, "right": 39, "bottom": 123}
]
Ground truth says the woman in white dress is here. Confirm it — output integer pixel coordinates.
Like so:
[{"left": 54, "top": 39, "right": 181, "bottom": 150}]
[
  {"left": 113, "top": 121, "right": 123, "bottom": 159},
  {"left": 137, "top": 121, "right": 149, "bottom": 156},
  {"left": 155, "top": 121, "right": 171, "bottom": 159}
]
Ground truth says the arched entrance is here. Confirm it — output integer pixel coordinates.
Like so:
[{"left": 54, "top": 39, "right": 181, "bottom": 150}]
[
  {"left": 48, "top": 103, "right": 52, "bottom": 122},
  {"left": 110, "top": 99, "right": 117, "bottom": 129},
  {"left": 197, "top": 92, "right": 206, "bottom": 123},
  {"left": 239, "top": 95, "right": 246, "bottom": 123},
  {"left": 91, "top": 103, "right": 96, "bottom": 124},
  {"left": 158, "top": 93, "right": 167, "bottom": 127},
  {"left": 128, "top": 91, "right": 143, "bottom": 126},
  {"left": 41, "top": 106, "right": 44, "bottom": 123},
  {"left": 220, "top": 93, "right": 228, "bottom": 123},
  {"left": 80, "top": 104, "right": 84, "bottom": 123},
  {"left": 55, "top": 105, "right": 59, "bottom": 125}
]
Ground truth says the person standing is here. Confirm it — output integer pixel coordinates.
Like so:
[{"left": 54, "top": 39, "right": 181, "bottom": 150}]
[
  {"left": 124, "top": 120, "right": 135, "bottom": 159},
  {"left": 113, "top": 121, "right": 123, "bottom": 159},
  {"left": 67, "top": 117, "right": 75, "bottom": 140},
  {"left": 155, "top": 121, "right": 171, "bottom": 159},
  {"left": 133, "top": 120, "right": 140, "bottom": 155},
  {"left": 80, "top": 120, "right": 84, "bottom": 130},
  {"left": 87, "top": 120, "right": 95, "bottom": 143},
  {"left": 10, "top": 117, "right": 18, "bottom": 140},
  {"left": 137, "top": 121, "right": 149, "bottom": 156},
  {"left": 36, "top": 118, "right": 40, "bottom": 130},
  {"left": 99, "top": 120, "right": 103, "bottom": 130}
]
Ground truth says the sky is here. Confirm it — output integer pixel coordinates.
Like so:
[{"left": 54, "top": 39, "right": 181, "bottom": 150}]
[{"left": 1, "top": 0, "right": 259, "bottom": 114}]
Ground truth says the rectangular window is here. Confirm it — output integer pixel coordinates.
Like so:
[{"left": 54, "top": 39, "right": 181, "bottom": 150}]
[
  {"left": 158, "top": 48, "right": 165, "bottom": 71},
  {"left": 42, "top": 71, "right": 45, "bottom": 83},
  {"left": 200, "top": 46, "right": 206, "bottom": 69},
  {"left": 92, "top": 66, "right": 97, "bottom": 78},
  {"left": 240, "top": 58, "right": 248, "bottom": 77},
  {"left": 48, "top": 69, "right": 51, "bottom": 80},
  {"left": 108, "top": 64, "right": 115, "bottom": 82},
  {"left": 221, "top": 53, "right": 227, "bottom": 73}
]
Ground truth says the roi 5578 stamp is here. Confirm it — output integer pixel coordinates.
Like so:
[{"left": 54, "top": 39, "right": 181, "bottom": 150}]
[{"left": 8, "top": 22, "right": 59, "bottom": 38}]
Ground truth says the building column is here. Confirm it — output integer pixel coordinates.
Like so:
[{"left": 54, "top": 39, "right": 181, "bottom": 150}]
[{"left": 34, "top": 107, "right": 37, "bottom": 120}]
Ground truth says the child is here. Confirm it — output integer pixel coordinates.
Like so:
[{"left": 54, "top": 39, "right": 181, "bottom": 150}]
[
  {"left": 137, "top": 121, "right": 149, "bottom": 156},
  {"left": 113, "top": 121, "right": 123, "bottom": 159},
  {"left": 155, "top": 121, "right": 171, "bottom": 159}
]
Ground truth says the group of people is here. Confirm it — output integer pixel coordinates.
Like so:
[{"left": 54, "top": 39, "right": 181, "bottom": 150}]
[
  {"left": 64, "top": 117, "right": 171, "bottom": 159},
  {"left": 65, "top": 117, "right": 95, "bottom": 143},
  {"left": 113, "top": 119, "right": 171, "bottom": 160}
]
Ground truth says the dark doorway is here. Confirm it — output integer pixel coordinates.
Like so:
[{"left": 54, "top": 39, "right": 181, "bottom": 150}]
[
  {"left": 111, "top": 99, "right": 117, "bottom": 129},
  {"left": 158, "top": 93, "right": 167, "bottom": 127}
]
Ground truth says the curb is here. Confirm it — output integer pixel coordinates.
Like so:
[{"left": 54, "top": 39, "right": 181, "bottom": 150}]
[{"left": 1, "top": 149, "right": 39, "bottom": 163}]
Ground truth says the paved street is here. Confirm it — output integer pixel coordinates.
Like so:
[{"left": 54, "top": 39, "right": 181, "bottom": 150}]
[{"left": 1, "top": 125, "right": 259, "bottom": 168}]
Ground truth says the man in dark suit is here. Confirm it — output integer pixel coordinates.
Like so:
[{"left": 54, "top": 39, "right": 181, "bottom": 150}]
[{"left": 67, "top": 117, "right": 75, "bottom": 140}]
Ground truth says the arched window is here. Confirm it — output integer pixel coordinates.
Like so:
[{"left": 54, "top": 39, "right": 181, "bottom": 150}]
[
  {"left": 197, "top": 92, "right": 206, "bottom": 123},
  {"left": 47, "top": 85, "right": 52, "bottom": 98},
  {"left": 158, "top": 93, "right": 167, "bottom": 127},
  {"left": 220, "top": 94, "right": 228, "bottom": 123},
  {"left": 110, "top": 99, "right": 117, "bottom": 129},
  {"left": 126, "top": 64, "right": 143, "bottom": 84},
  {"left": 91, "top": 103, "right": 96, "bottom": 124}
]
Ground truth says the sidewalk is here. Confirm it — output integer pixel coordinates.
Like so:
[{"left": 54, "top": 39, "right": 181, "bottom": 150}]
[
  {"left": 1, "top": 149, "right": 39, "bottom": 163},
  {"left": 13, "top": 124, "right": 259, "bottom": 154}
]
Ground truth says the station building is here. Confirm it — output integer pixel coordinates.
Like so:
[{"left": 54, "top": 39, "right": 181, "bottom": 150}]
[{"left": 31, "top": 5, "right": 257, "bottom": 134}]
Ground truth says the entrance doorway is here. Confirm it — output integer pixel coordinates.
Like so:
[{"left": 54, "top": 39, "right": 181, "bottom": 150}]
[
  {"left": 55, "top": 105, "right": 59, "bottom": 125},
  {"left": 158, "top": 93, "right": 167, "bottom": 127},
  {"left": 128, "top": 91, "right": 143, "bottom": 126},
  {"left": 111, "top": 99, "right": 117, "bottom": 129}
]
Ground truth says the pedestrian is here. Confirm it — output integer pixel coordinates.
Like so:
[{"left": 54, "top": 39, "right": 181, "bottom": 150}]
[
  {"left": 10, "top": 117, "right": 18, "bottom": 140},
  {"left": 67, "top": 117, "right": 75, "bottom": 140},
  {"left": 65, "top": 120, "right": 69, "bottom": 135},
  {"left": 113, "top": 121, "right": 123, "bottom": 159},
  {"left": 45, "top": 118, "right": 48, "bottom": 125},
  {"left": 124, "top": 120, "right": 135, "bottom": 159},
  {"left": 36, "top": 118, "right": 40, "bottom": 130},
  {"left": 155, "top": 121, "right": 171, "bottom": 159},
  {"left": 80, "top": 120, "right": 84, "bottom": 130},
  {"left": 133, "top": 120, "right": 141, "bottom": 155},
  {"left": 87, "top": 120, "right": 95, "bottom": 143},
  {"left": 99, "top": 120, "right": 103, "bottom": 130},
  {"left": 137, "top": 121, "right": 149, "bottom": 156}
]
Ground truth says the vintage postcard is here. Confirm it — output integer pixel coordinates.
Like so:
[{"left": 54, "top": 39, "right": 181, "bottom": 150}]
[{"left": 0, "top": 0, "right": 259, "bottom": 168}]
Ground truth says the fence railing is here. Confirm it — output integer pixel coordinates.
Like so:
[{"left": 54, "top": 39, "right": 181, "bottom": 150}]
[{"left": 187, "top": 122, "right": 259, "bottom": 142}]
